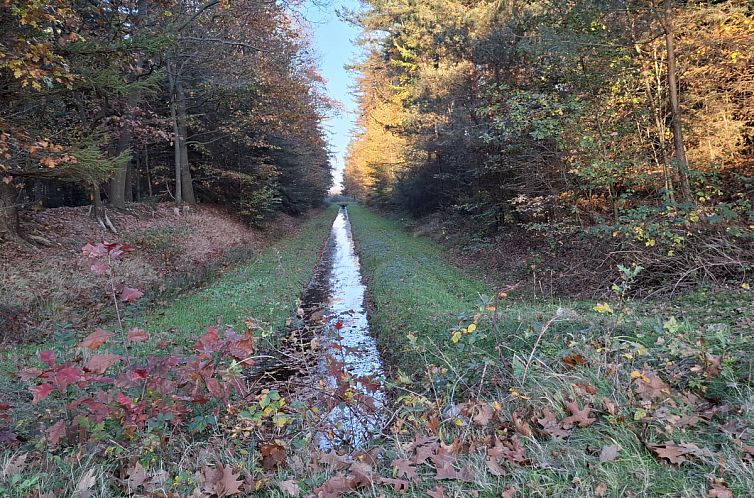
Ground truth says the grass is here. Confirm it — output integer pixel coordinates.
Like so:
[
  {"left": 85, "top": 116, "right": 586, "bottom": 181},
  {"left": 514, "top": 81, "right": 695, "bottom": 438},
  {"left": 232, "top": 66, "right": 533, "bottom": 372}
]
[
  {"left": 344, "top": 204, "right": 754, "bottom": 497},
  {"left": 123, "top": 207, "right": 336, "bottom": 351}
]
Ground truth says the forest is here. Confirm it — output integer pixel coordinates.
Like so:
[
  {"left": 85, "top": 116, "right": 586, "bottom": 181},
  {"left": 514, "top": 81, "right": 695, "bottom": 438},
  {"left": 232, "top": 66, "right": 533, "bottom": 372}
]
[
  {"left": 344, "top": 0, "right": 754, "bottom": 294},
  {"left": 1, "top": 0, "right": 754, "bottom": 497},
  {"left": 1, "top": 0, "right": 332, "bottom": 237}
]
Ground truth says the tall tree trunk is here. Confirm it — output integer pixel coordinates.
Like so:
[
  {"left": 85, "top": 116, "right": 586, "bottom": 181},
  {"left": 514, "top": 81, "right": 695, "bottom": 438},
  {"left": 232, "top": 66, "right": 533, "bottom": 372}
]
[
  {"left": 90, "top": 183, "right": 117, "bottom": 233},
  {"left": 168, "top": 61, "right": 183, "bottom": 204},
  {"left": 176, "top": 78, "right": 196, "bottom": 204},
  {"left": 663, "top": 0, "right": 693, "bottom": 204},
  {"left": 109, "top": 131, "right": 132, "bottom": 208},
  {"left": 0, "top": 181, "right": 19, "bottom": 240}
]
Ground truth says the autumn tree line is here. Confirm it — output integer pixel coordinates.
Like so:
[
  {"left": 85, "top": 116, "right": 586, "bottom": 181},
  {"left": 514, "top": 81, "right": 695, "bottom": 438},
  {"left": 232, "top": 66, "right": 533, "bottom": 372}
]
[
  {"left": 344, "top": 0, "right": 754, "bottom": 287},
  {"left": 1, "top": 0, "right": 332, "bottom": 238}
]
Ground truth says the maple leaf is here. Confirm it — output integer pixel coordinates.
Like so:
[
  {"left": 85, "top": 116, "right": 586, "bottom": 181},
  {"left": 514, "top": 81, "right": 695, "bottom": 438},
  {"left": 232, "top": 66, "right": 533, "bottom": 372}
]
[
  {"left": 84, "top": 352, "right": 122, "bottom": 374},
  {"left": 39, "top": 350, "right": 55, "bottom": 368},
  {"left": 80, "top": 328, "right": 114, "bottom": 350},
  {"left": 121, "top": 287, "right": 144, "bottom": 303},
  {"left": 30, "top": 383, "right": 54, "bottom": 404},
  {"left": 278, "top": 479, "right": 300, "bottom": 497},
  {"left": 599, "top": 444, "right": 621, "bottom": 463},
  {"left": 391, "top": 458, "right": 418, "bottom": 480},
  {"left": 127, "top": 328, "right": 150, "bottom": 343},
  {"left": 261, "top": 442, "right": 286, "bottom": 471},
  {"left": 561, "top": 400, "right": 596, "bottom": 428},
  {"left": 52, "top": 365, "right": 84, "bottom": 390},
  {"left": 46, "top": 420, "right": 66, "bottom": 446}
]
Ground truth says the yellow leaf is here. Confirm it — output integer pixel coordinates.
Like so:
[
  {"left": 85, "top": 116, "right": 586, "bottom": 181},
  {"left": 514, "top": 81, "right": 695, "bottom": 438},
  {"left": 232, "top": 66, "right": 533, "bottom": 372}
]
[
  {"left": 467, "top": 323, "right": 477, "bottom": 333},
  {"left": 450, "top": 331, "right": 462, "bottom": 344},
  {"left": 593, "top": 303, "right": 613, "bottom": 314},
  {"left": 742, "top": 282, "right": 750, "bottom": 290}
]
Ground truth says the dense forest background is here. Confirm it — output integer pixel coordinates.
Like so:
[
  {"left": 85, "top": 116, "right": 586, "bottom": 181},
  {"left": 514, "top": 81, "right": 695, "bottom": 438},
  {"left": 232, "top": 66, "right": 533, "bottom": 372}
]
[
  {"left": 344, "top": 0, "right": 754, "bottom": 292},
  {"left": 1, "top": 0, "right": 332, "bottom": 237}
]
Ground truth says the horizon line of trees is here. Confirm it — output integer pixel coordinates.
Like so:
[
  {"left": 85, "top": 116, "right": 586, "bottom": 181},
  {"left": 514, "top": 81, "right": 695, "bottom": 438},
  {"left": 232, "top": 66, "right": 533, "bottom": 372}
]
[{"left": 1, "top": 0, "right": 333, "bottom": 239}]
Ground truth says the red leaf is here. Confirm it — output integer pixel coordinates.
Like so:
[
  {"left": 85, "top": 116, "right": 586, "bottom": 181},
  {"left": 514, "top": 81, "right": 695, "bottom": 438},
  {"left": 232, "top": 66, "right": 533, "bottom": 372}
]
[
  {"left": 121, "top": 287, "right": 144, "bottom": 303},
  {"left": 334, "top": 320, "right": 344, "bottom": 330},
  {"left": 195, "top": 327, "right": 220, "bottom": 353},
  {"left": 52, "top": 365, "right": 84, "bottom": 390},
  {"left": 30, "top": 383, "right": 54, "bottom": 404},
  {"left": 46, "top": 420, "right": 66, "bottom": 446},
  {"left": 39, "top": 350, "right": 55, "bottom": 368},
  {"left": 127, "top": 328, "right": 150, "bottom": 343},
  {"left": 84, "top": 353, "right": 122, "bottom": 374},
  {"left": 80, "top": 328, "right": 114, "bottom": 350},
  {"left": 90, "top": 260, "right": 108, "bottom": 275}
]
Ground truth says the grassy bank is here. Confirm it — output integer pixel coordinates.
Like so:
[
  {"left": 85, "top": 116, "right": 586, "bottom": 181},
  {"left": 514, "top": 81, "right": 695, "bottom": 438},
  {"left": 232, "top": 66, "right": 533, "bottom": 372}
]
[
  {"left": 347, "top": 205, "right": 754, "bottom": 497},
  {"left": 124, "top": 207, "right": 336, "bottom": 350}
]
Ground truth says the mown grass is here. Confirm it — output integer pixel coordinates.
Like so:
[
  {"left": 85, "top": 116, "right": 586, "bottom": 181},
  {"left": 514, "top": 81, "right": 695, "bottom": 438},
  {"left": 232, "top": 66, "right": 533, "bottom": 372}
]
[
  {"left": 122, "top": 207, "right": 336, "bottom": 351},
  {"left": 345, "top": 204, "right": 754, "bottom": 497}
]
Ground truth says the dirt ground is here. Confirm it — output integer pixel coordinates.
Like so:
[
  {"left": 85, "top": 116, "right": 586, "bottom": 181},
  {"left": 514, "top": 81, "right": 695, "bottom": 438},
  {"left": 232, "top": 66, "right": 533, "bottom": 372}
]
[{"left": 0, "top": 203, "right": 300, "bottom": 343}]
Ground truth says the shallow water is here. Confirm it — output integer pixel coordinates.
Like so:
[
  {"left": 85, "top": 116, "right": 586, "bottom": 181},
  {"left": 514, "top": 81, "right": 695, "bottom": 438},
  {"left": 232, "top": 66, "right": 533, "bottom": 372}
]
[{"left": 316, "top": 207, "right": 386, "bottom": 449}]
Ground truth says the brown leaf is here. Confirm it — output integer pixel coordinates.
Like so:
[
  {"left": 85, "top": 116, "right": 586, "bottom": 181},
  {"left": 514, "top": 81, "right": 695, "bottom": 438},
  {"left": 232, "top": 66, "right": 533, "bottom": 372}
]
[
  {"left": 379, "top": 477, "right": 411, "bottom": 492},
  {"left": 261, "top": 442, "right": 286, "bottom": 471},
  {"left": 708, "top": 479, "right": 733, "bottom": 498},
  {"left": 84, "top": 352, "right": 122, "bottom": 374},
  {"left": 484, "top": 457, "right": 506, "bottom": 476},
  {"left": 79, "top": 328, "right": 114, "bottom": 350},
  {"left": 501, "top": 487, "right": 517, "bottom": 498},
  {"left": 391, "top": 459, "right": 418, "bottom": 481},
  {"left": 645, "top": 441, "right": 713, "bottom": 465},
  {"left": 1, "top": 452, "right": 28, "bottom": 478},
  {"left": 561, "top": 400, "right": 596, "bottom": 428},
  {"left": 124, "top": 462, "right": 147, "bottom": 490},
  {"left": 121, "top": 287, "right": 144, "bottom": 303},
  {"left": 427, "top": 485, "right": 449, "bottom": 498},
  {"left": 312, "top": 474, "right": 355, "bottom": 498},
  {"left": 634, "top": 371, "right": 671, "bottom": 401},
  {"left": 319, "top": 450, "right": 352, "bottom": 470},
  {"left": 535, "top": 409, "right": 571, "bottom": 438},
  {"left": 561, "top": 353, "right": 587, "bottom": 367},
  {"left": 599, "top": 444, "right": 621, "bottom": 463},
  {"left": 512, "top": 412, "right": 533, "bottom": 437},
  {"left": 203, "top": 465, "right": 243, "bottom": 497},
  {"left": 471, "top": 402, "right": 495, "bottom": 426},
  {"left": 595, "top": 481, "right": 608, "bottom": 497},
  {"left": 72, "top": 469, "right": 96, "bottom": 498},
  {"left": 46, "top": 420, "right": 66, "bottom": 446},
  {"left": 127, "top": 328, "right": 150, "bottom": 343},
  {"left": 278, "top": 479, "right": 300, "bottom": 497}
]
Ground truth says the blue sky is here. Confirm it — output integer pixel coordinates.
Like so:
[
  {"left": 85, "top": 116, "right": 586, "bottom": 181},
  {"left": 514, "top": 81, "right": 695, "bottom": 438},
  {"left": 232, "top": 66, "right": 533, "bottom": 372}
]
[{"left": 302, "top": 0, "right": 362, "bottom": 193}]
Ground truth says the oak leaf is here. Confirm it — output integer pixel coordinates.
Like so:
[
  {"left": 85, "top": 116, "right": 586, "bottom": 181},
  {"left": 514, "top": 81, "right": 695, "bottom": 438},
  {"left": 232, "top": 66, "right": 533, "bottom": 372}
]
[
  {"left": 427, "top": 485, "right": 449, "bottom": 498},
  {"left": 599, "top": 444, "right": 621, "bottom": 463},
  {"left": 278, "top": 479, "right": 300, "bottom": 497},
  {"left": 561, "top": 400, "right": 596, "bottom": 428},
  {"left": 391, "top": 458, "right": 418, "bottom": 480}
]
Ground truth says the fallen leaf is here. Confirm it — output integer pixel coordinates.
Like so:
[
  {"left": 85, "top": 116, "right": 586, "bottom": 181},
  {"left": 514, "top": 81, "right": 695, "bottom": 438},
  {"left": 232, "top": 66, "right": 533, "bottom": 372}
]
[
  {"left": 471, "top": 402, "right": 494, "bottom": 426},
  {"left": 278, "top": 479, "right": 300, "bottom": 497},
  {"left": 203, "top": 465, "right": 243, "bottom": 497},
  {"left": 535, "top": 409, "right": 571, "bottom": 438},
  {"left": 378, "top": 477, "right": 411, "bottom": 492},
  {"left": 708, "top": 479, "right": 733, "bottom": 498},
  {"left": 599, "top": 444, "right": 621, "bottom": 463},
  {"left": 595, "top": 481, "right": 608, "bottom": 497},
  {"left": 634, "top": 371, "right": 671, "bottom": 401},
  {"left": 39, "top": 350, "right": 55, "bottom": 368},
  {"left": 427, "top": 485, "right": 449, "bottom": 498},
  {"left": 484, "top": 457, "right": 506, "bottom": 476},
  {"left": 561, "top": 400, "right": 596, "bottom": 428},
  {"left": 1, "top": 452, "right": 27, "bottom": 478},
  {"left": 121, "top": 287, "right": 144, "bottom": 303},
  {"left": 561, "top": 353, "right": 587, "bottom": 367},
  {"left": 391, "top": 459, "right": 418, "bottom": 480},
  {"left": 127, "top": 328, "right": 150, "bottom": 343},
  {"left": 30, "top": 383, "right": 54, "bottom": 404},
  {"left": 84, "top": 352, "right": 122, "bottom": 374},
  {"left": 501, "top": 487, "right": 517, "bottom": 498},
  {"left": 72, "top": 469, "right": 96, "bottom": 498},
  {"left": 261, "top": 442, "right": 286, "bottom": 471},
  {"left": 124, "top": 462, "right": 147, "bottom": 490},
  {"left": 80, "top": 328, "right": 114, "bottom": 350},
  {"left": 46, "top": 420, "right": 66, "bottom": 446}
]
